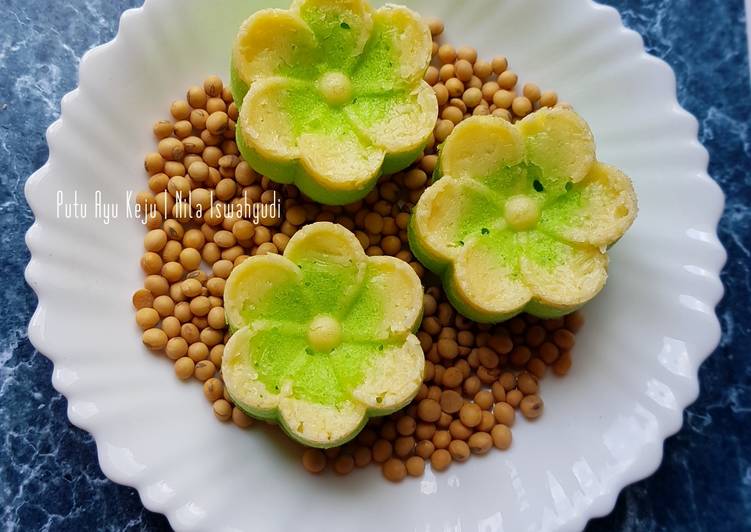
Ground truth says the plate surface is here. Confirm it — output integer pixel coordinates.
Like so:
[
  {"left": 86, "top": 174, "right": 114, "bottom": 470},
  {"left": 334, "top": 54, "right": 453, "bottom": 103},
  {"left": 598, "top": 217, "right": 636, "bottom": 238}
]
[{"left": 24, "top": 0, "right": 726, "bottom": 530}]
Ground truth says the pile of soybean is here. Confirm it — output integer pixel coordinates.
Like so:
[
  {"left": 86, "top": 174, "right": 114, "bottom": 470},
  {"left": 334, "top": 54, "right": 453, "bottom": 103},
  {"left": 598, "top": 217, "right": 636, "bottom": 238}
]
[{"left": 132, "top": 19, "right": 581, "bottom": 482}]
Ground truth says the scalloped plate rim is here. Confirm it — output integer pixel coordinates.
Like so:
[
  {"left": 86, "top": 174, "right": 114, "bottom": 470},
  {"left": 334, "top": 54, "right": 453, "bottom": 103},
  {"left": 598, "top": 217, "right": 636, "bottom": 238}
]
[{"left": 23, "top": 0, "right": 727, "bottom": 531}]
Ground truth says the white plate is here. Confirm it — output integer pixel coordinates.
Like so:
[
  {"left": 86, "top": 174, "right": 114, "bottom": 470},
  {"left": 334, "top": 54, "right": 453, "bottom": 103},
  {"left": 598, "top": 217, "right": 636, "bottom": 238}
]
[{"left": 24, "top": 0, "right": 726, "bottom": 530}]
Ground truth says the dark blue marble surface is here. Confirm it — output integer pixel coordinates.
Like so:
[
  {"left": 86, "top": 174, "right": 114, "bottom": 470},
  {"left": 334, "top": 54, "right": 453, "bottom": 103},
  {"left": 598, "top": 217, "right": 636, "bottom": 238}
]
[{"left": 1, "top": 0, "right": 748, "bottom": 530}]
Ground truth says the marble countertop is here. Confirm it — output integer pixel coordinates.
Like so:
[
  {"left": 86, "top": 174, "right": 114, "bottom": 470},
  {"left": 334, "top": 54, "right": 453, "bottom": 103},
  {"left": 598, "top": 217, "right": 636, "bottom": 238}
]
[{"left": 1, "top": 0, "right": 749, "bottom": 530}]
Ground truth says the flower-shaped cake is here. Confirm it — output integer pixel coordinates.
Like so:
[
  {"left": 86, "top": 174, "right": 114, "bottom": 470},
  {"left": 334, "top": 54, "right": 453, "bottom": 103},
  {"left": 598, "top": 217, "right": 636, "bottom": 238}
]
[
  {"left": 409, "top": 108, "right": 638, "bottom": 322},
  {"left": 230, "top": 0, "right": 438, "bottom": 205},
  {"left": 223, "top": 222, "right": 424, "bottom": 448}
]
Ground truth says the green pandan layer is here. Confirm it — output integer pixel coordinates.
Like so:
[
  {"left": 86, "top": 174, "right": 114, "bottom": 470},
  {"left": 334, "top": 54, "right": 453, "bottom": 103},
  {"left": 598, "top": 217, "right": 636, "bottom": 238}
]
[
  {"left": 349, "top": 21, "right": 398, "bottom": 90},
  {"left": 296, "top": 1, "right": 369, "bottom": 70},
  {"left": 223, "top": 223, "right": 425, "bottom": 447},
  {"left": 229, "top": 63, "right": 248, "bottom": 110}
]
